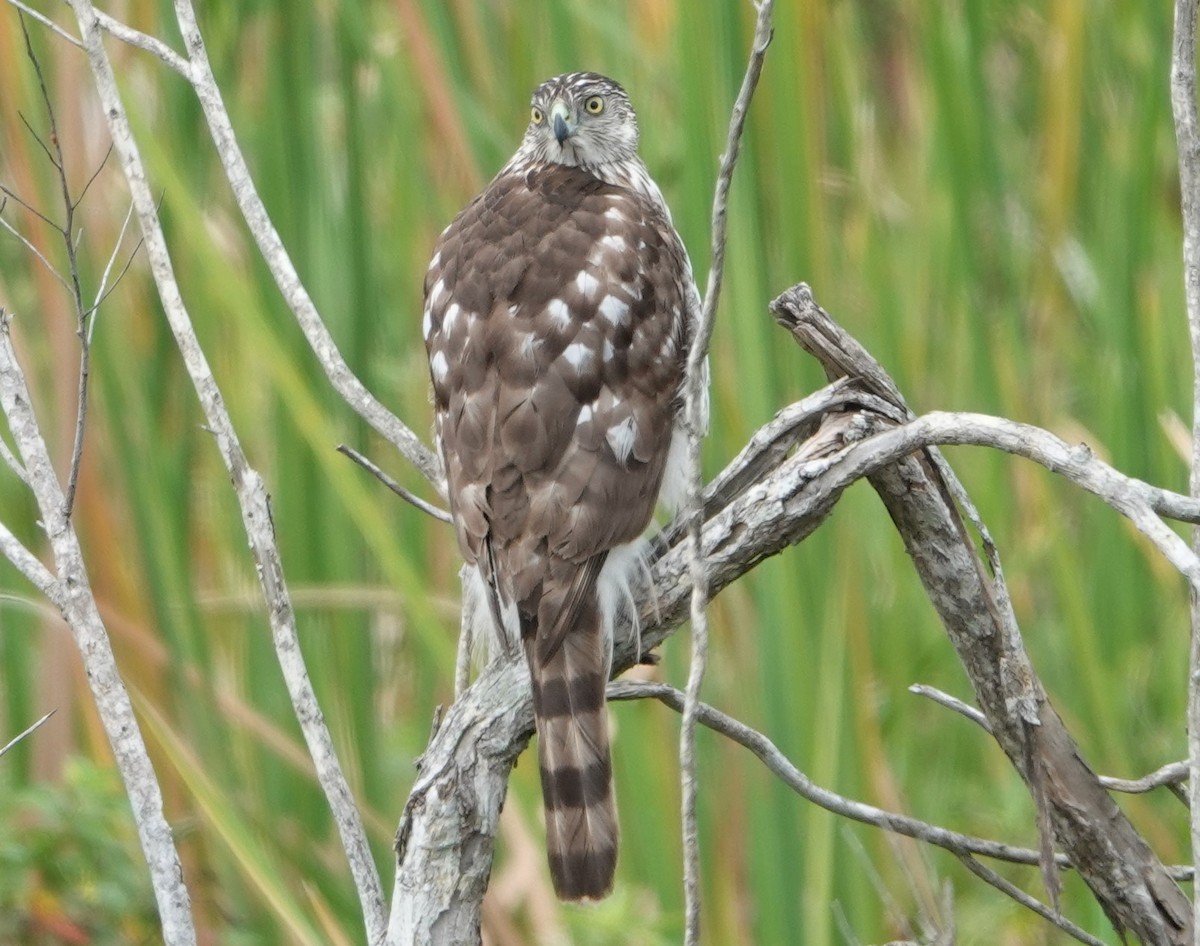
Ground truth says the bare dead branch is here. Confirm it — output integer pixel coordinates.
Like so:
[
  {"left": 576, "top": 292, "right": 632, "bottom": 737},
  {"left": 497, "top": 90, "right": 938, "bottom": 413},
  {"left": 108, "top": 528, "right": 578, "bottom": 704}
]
[
  {"left": 4, "top": 0, "right": 81, "bottom": 47},
  {"left": 0, "top": 207, "right": 72, "bottom": 293},
  {"left": 615, "top": 678, "right": 1190, "bottom": 944},
  {"left": 773, "top": 283, "right": 1192, "bottom": 944},
  {"left": 167, "top": 0, "right": 441, "bottom": 490},
  {"left": 13, "top": 16, "right": 94, "bottom": 520},
  {"left": 912, "top": 685, "right": 1189, "bottom": 803},
  {"left": 690, "top": 379, "right": 907, "bottom": 528},
  {"left": 955, "top": 855, "right": 1106, "bottom": 946},
  {"left": 336, "top": 444, "right": 451, "bottom": 525},
  {"left": 64, "top": 2, "right": 387, "bottom": 940},
  {"left": 0, "top": 301, "right": 197, "bottom": 944},
  {"left": 1170, "top": 1, "right": 1200, "bottom": 935},
  {"left": 93, "top": 8, "right": 192, "bottom": 77},
  {"left": 679, "top": 4, "right": 774, "bottom": 938},
  {"left": 1102, "top": 762, "right": 1190, "bottom": 798},
  {"left": 909, "top": 684, "right": 992, "bottom": 731},
  {"left": 0, "top": 709, "right": 56, "bottom": 758},
  {"left": 86, "top": 197, "right": 141, "bottom": 335},
  {"left": 0, "top": 430, "right": 28, "bottom": 483},
  {"left": 609, "top": 680, "right": 1060, "bottom": 868},
  {"left": 0, "top": 518, "right": 55, "bottom": 596}
]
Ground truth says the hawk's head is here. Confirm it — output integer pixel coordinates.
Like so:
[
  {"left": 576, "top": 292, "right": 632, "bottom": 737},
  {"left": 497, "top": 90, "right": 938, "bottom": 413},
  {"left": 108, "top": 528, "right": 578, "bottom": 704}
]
[{"left": 519, "top": 72, "right": 639, "bottom": 170}]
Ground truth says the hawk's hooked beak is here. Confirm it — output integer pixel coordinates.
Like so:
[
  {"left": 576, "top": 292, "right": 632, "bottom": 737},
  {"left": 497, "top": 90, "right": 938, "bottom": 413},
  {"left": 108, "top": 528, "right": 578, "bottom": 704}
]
[{"left": 550, "top": 99, "right": 574, "bottom": 145}]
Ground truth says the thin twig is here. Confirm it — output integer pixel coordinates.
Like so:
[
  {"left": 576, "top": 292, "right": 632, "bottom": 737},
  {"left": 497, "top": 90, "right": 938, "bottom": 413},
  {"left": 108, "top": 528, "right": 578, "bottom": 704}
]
[
  {"left": 87, "top": 197, "right": 141, "bottom": 338},
  {"left": 0, "top": 177, "right": 61, "bottom": 227},
  {"left": 170, "top": 0, "right": 442, "bottom": 491},
  {"left": 17, "top": 109, "right": 59, "bottom": 169},
  {"left": 0, "top": 211, "right": 72, "bottom": 293},
  {"left": 955, "top": 855, "right": 1107, "bottom": 946},
  {"left": 336, "top": 444, "right": 451, "bottom": 524},
  {"left": 1, "top": 276, "right": 195, "bottom": 943},
  {"left": 679, "top": 4, "right": 773, "bottom": 940},
  {"left": 3, "top": 0, "right": 81, "bottom": 47},
  {"left": 0, "top": 429, "right": 28, "bottom": 483},
  {"left": 912, "top": 685, "right": 1189, "bottom": 799},
  {"left": 1101, "top": 761, "right": 1190, "bottom": 796},
  {"left": 93, "top": 8, "right": 192, "bottom": 78},
  {"left": 75, "top": 142, "right": 112, "bottom": 208},
  {"left": 0, "top": 709, "right": 56, "bottom": 759},
  {"left": 66, "top": 3, "right": 387, "bottom": 939},
  {"left": 608, "top": 681, "right": 1137, "bottom": 874},
  {"left": 17, "top": 15, "right": 92, "bottom": 520},
  {"left": 909, "top": 684, "right": 992, "bottom": 732},
  {"left": 0, "top": 518, "right": 56, "bottom": 597},
  {"left": 1171, "top": 1, "right": 1200, "bottom": 926}
]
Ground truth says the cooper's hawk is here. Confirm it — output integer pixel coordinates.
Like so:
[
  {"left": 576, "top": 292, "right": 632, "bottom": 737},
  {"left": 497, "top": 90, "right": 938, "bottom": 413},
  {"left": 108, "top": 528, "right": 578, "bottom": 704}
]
[{"left": 423, "top": 72, "right": 701, "bottom": 901}]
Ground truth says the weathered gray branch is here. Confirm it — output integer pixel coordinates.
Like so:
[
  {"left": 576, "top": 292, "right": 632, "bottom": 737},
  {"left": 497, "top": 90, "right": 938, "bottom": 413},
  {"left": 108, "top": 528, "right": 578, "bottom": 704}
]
[
  {"left": 63, "top": 2, "right": 387, "bottom": 941},
  {"left": 0, "top": 311, "right": 198, "bottom": 944},
  {"left": 0, "top": 515, "right": 53, "bottom": 594},
  {"left": 166, "top": 0, "right": 441, "bottom": 488},
  {"left": 388, "top": 276, "right": 1200, "bottom": 941},
  {"left": 1170, "top": 2, "right": 1200, "bottom": 941},
  {"left": 0, "top": 709, "right": 56, "bottom": 759},
  {"left": 913, "top": 685, "right": 1190, "bottom": 802},
  {"left": 678, "top": 3, "right": 773, "bottom": 940},
  {"left": 773, "top": 283, "right": 1192, "bottom": 945},
  {"left": 389, "top": 278, "right": 1200, "bottom": 937},
  {"left": 609, "top": 680, "right": 1115, "bottom": 946},
  {"left": 9, "top": 3, "right": 1196, "bottom": 942}
]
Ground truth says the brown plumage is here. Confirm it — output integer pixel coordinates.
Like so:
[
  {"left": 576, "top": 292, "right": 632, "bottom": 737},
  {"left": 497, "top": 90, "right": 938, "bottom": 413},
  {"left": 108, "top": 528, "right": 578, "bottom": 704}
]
[{"left": 423, "top": 72, "right": 700, "bottom": 900}]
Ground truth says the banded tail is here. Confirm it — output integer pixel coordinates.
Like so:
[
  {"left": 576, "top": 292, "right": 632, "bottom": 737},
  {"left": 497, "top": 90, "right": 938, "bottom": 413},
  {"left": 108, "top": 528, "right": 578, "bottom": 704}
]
[{"left": 524, "top": 589, "right": 618, "bottom": 900}]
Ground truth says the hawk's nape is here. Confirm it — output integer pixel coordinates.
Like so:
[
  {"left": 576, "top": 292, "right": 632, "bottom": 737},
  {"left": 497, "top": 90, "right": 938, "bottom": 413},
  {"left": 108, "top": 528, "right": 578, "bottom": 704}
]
[{"left": 422, "top": 72, "right": 702, "bottom": 901}]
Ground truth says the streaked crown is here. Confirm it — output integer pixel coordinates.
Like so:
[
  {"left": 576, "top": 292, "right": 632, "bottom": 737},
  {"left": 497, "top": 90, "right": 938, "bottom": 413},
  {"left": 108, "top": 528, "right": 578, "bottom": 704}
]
[{"left": 518, "top": 72, "right": 640, "bottom": 169}]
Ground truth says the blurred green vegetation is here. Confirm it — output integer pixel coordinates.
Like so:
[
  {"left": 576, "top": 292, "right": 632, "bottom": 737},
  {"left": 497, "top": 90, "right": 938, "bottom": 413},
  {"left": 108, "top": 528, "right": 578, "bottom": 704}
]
[
  {"left": 0, "top": 757, "right": 159, "bottom": 945},
  {"left": 0, "top": 1, "right": 1191, "bottom": 943}
]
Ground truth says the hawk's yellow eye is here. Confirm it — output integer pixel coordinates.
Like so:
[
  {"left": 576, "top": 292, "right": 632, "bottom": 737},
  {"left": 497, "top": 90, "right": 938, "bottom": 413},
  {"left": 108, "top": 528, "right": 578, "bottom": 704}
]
[
  {"left": 531, "top": 106, "right": 545, "bottom": 124},
  {"left": 584, "top": 96, "right": 604, "bottom": 115}
]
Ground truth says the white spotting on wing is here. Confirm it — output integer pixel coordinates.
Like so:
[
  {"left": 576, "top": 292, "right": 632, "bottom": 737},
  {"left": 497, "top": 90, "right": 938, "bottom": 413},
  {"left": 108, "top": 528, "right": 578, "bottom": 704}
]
[
  {"left": 547, "top": 297, "right": 573, "bottom": 328},
  {"left": 562, "top": 341, "right": 592, "bottom": 370},
  {"left": 598, "top": 295, "right": 629, "bottom": 328},
  {"left": 430, "top": 350, "right": 450, "bottom": 381},
  {"left": 430, "top": 277, "right": 446, "bottom": 305},
  {"left": 575, "top": 270, "right": 601, "bottom": 299}
]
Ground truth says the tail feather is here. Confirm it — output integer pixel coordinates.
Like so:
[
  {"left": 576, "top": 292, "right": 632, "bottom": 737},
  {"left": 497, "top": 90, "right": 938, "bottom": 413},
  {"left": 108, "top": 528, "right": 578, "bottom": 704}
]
[{"left": 527, "top": 594, "right": 618, "bottom": 901}]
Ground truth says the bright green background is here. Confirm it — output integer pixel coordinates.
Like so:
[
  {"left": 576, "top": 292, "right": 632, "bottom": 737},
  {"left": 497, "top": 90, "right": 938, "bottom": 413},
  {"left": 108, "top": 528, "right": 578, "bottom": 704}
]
[{"left": 0, "top": 1, "right": 1191, "bottom": 943}]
